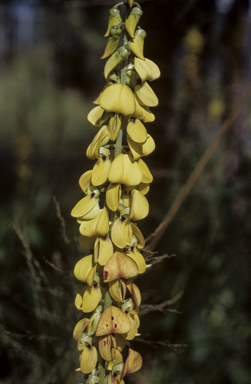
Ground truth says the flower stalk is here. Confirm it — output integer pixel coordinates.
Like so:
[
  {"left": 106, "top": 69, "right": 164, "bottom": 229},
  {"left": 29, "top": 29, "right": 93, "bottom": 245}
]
[{"left": 71, "top": 0, "right": 160, "bottom": 382}]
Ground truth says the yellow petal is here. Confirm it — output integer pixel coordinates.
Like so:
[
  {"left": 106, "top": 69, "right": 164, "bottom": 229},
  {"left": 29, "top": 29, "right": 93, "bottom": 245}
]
[
  {"left": 128, "top": 0, "right": 134, "bottom": 7},
  {"left": 99, "top": 335, "right": 112, "bottom": 361},
  {"left": 77, "top": 284, "right": 102, "bottom": 313},
  {"left": 79, "top": 234, "right": 97, "bottom": 250},
  {"left": 79, "top": 170, "right": 93, "bottom": 194},
  {"left": 94, "top": 235, "right": 113, "bottom": 265},
  {"left": 126, "top": 283, "right": 141, "bottom": 313},
  {"left": 71, "top": 195, "right": 99, "bottom": 219},
  {"left": 106, "top": 183, "right": 122, "bottom": 211},
  {"left": 111, "top": 217, "right": 131, "bottom": 249},
  {"left": 108, "top": 279, "right": 126, "bottom": 303},
  {"left": 134, "top": 97, "right": 155, "bottom": 122},
  {"left": 86, "top": 126, "right": 109, "bottom": 159},
  {"left": 138, "top": 182, "right": 150, "bottom": 195},
  {"left": 79, "top": 214, "right": 99, "bottom": 238},
  {"left": 131, "top": 222, "right": 145, "bottom": 248},
  {"left": 92, "top": 157, "right": 111, "bottom": 186},
  {"left": 101, "top": 34, "right": 121, "bottom": 59},
  {"left": 122, "top": 313, "right": 140, "bottom": 340},
  {"left": 126, "top": 246, "right": 146, "bottom": 274},
  {"left": 137, "top": 158, "right": 153, "bottom": 183},
  {"left": 96, "top": 306, "right": 131, "bottom": 336},
  {"left": 141, "top": 134, "right": 155, "bottom": 156},
  {"left": 87, "top": 106, "right": 105, "bottom": 127},
  {"left": 127, "top": 118, "right": 147, "bottom": 143},
  {"left": 74, "top": 254, "right": 96, "bottom": 286},
  {"left": 108, "top": 154, "right": 142, "bottom": 186},
  {"left": 96, "top": 206, "right": 110, "bottom": 237},
  {"left": 135, "top": 81, "right": 158, "bottom": 107},
  {"left": 108, "top": 113, "right": 122, "bottom": 141},
  {"left": 129, "top": 28, "right": 146, "bottom": 60},
  {"left": 73, "top": 318, "right": 90, "bottom": 342},
  {"left": 99, "top": 84, "right": 135, "bottom": 116},
  {"left": 134, "top": 57, "right": 160, "bottom": 82},
  {"left": 121, "top": 348, "right": 143, "bottom": 378},
  {"left": 104, "top": 251, "right": 138, "bottom": 282},
  {"left": 104, "top": 47, "right": 130, "bottom": 78},
  {"left": 125, "top": 6, "right": 143, "bottom": 39},
  {"left": 79, "top": 345, "right": 98, "bottom": 374},
  {"left": 129, "top": 189, "right": 149, "bottom": 221}
]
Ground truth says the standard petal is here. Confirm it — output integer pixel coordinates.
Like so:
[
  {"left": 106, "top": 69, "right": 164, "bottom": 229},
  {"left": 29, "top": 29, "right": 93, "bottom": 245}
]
[
  {"left": 96, "top": 306, "right": 130, "bottom": 336},
  {"left": 99, "top": 84, "right": 135, "bottom": 116},
  {"left": 104, "top": 251, "right": 138, "bottom": 282},
  {"left": 108, "top": 154, "right": 142, "bottom": 186}
]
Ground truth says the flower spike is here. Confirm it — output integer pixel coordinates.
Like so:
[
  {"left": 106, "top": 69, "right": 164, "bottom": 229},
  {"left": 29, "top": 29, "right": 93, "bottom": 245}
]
[{"left": 71, "top": 0, "right": 159, "bottom": 380}]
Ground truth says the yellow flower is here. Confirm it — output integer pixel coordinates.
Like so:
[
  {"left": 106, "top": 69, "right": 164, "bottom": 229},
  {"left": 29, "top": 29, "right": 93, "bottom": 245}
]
[
  {"left": 99, "top": 83, "right": 136, "bottom": 116},
  {"left": 74, "top": 254, "right": 96, "bottom": 286},
  {"left": 86, "top": 125, "right": 110, "bottom": 160},
  {"left": 108, "top": 113, "right": 123, "bottom": 141},
  {"left": 101, "top": 24, "right": 123, "bottom": 59},
  {"left": 127, "top": 117, "right": 148, "bottom": 143},
  {"left": 128, "top": 189, "right": 149, "bottom": 220},
  {"left": 108, "top": 278, "right": 126, "bottom": 303},
  {"left": 103, "top": 251, "right": 139, "bottom": 282},
  {"left": 106, "top": 183, "right": 122, "bottom": 211},
  {"left": 96, "top": 306, "right": 131, "bottom": 336},
  {"left": 75, "top": 283, "right": 103, "bottom": 313},
  {"left": 125, "top": 4, "right": 143, "bottom": 39},
  {"left": 134, "top": 57, "right": 161, "bottom": 82},
  {"left": 108, "top": 153, "right": 142, "bottom": 186},
  {"left": 111, "top": 216, "right": 132, "bottom": 249},
  {"left": 127, "top": 133, "right": 155, "bottom": 160},
  {"left": 94, "top": 235, "right": 114, "bottom": 266},
  {"left": 135, "top": 81, "right": 159, "bottom": 107},
  {"left": 71, "top": 194, "right": 100, "bottom": 221},
  {"left": 79, "top": 344, "right": 98, "bottom": 374},
  {"left": 79, "top": 207, "right": 109, "bottom": 238},
  {"left": 129, "top": 28, "right": 146, "bottom": 60},
  {"left": 126, "top": 246, "right": 146, "bottom": 273},
  {"left": 92, "top": 155, "right": 112, "bottom": 186}
]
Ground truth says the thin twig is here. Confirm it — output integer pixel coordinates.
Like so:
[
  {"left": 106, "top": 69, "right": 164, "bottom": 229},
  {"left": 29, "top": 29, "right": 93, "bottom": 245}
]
[
  {"left": 147, "top": 80, "right": 251, "bottom": 251},
  {"left": 53, "top": 196, "right": 71, "bottom": 244},
  {"left": 139, "top": 290, "right": 184, "bottom": 317}
]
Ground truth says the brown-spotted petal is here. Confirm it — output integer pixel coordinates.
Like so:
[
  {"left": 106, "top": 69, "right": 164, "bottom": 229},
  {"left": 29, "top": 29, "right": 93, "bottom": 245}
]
[{"left": 96, "top": 306, "right": 130, "bottom": 336}]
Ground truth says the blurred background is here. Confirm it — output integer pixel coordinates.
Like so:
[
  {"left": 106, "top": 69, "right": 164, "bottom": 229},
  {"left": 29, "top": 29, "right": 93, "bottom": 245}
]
[{"left": 1, "top": 0, "right": 251, "bottom": 383}]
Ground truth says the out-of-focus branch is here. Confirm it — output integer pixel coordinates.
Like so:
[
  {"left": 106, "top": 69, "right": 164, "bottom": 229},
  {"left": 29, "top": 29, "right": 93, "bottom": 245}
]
[
  {"left": 139, "top": 290, "right": 184, "bottom": 317},
  {"left": 146, "top": 80, "right": 251, "bottom": 251}
]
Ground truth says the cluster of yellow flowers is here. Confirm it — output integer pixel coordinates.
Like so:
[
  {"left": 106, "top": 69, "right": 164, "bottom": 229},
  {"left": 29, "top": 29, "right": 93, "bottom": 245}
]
[{"left": 71, "top": 1, "right": 160, "bottom": 383}]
